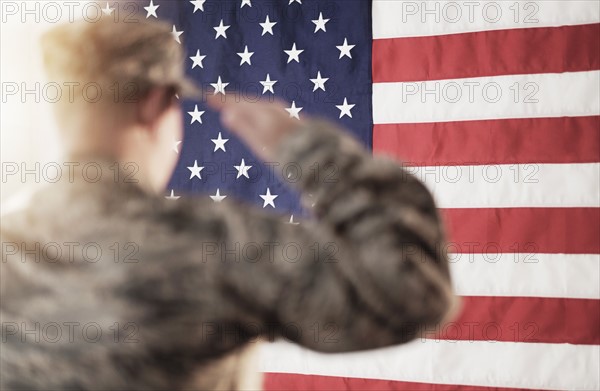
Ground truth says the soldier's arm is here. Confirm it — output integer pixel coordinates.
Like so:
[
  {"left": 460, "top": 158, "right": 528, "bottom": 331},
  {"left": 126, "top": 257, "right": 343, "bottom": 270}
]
[{"left": 193, "top": 113, "right": 459, "bottom": 353}]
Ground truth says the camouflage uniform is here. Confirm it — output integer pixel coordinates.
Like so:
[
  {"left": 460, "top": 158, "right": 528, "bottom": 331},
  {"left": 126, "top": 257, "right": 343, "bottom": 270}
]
[{"left": 1, "top": 120, "right": 458, "bottom": 390}]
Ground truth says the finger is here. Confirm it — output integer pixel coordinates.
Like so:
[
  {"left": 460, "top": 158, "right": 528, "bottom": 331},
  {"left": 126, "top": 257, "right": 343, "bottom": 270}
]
[
  {"left": 205, "top": 92, "right": 241, "bottom": 111},
  {"left": 207, "top": 92, "right": 288, "bottom": 112},
  {"left": 221, "top": 103, "right": 260, "bottom": 138}
]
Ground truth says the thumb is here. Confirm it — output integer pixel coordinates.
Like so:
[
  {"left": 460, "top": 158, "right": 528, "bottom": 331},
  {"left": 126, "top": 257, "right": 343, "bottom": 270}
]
[{"left": 220, "top": 104, "right": 257, "bottom": 139}]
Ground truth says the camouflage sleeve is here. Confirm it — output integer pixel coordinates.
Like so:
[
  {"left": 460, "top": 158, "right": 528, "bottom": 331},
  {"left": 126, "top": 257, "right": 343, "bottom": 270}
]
[{"left": 195, "top": 119, "right": 459, "bottom": 353}]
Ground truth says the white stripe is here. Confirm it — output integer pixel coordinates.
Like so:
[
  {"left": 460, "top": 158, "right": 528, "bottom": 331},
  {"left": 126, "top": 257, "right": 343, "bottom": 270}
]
[
  {"left": 373, "top": 0, "right": 600, "bottom": 39},
  {"left": 259, "top": 340, "right": 600, "bottom": 390},
  {"left": 409, "top": 163, "right": 600, "bottom": 208},
  {"left": 373, "top": 71, "right": 600, "bottom": 124},
  {"left": 450, "top": 253, "right": 600, "bottom": 299}
]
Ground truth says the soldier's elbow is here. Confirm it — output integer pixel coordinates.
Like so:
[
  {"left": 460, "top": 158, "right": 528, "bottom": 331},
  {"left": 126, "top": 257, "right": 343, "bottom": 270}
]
[{"left": 417, "top": 282, "right": 461, "bottom": 338}]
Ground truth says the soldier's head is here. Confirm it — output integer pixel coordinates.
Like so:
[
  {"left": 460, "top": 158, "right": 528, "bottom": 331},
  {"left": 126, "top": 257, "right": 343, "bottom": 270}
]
[{"left": 40, "top": 14, "right": 200, "bottom": 192}]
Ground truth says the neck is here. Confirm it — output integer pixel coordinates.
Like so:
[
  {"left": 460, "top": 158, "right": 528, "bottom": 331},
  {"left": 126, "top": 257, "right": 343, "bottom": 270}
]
[{"left": 64, "top": 147, "right": 156, "bottom": 195}]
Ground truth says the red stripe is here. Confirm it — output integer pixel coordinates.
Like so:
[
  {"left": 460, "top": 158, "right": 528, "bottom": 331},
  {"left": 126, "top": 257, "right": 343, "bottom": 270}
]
[
  {"left": 437, "top": 296, "right": 600, "bottom": 345},
  {"left": 441, "top": 208, "right": 600, "bottom": 254},
  {"left": 264, "top": 373, "right": 557, "bottom": 391},
  {"left": 373, "top": 24, "right": 600, "bottom": 82},
  {"left": 373, "top": 116, "right": 600, "bottom": 166},
  {"left": 263, "top": 298, "right": 600, "bottom": 389}
]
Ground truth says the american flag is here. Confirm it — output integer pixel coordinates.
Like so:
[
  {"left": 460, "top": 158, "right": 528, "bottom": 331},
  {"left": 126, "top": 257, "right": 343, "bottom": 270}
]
[{"left": 150, "top": 0, "right": 599, "bottom": 390}]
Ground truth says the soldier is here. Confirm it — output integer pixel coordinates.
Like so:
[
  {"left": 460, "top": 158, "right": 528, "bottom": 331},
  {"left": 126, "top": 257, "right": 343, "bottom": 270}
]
[{"left": 0, "top": 15, "right": 458, "bottom": 391}]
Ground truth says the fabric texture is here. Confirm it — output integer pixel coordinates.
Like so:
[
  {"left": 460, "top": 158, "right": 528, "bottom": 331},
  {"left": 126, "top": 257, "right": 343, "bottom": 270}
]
[{"left": 0, "top": 120, "right": 456, "bottom": 390}]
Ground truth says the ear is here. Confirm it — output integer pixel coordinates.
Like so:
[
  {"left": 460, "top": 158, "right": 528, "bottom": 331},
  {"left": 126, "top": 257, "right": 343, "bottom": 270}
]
[{"left": 137, "top": 87, "right": 173, "bottom": 128}]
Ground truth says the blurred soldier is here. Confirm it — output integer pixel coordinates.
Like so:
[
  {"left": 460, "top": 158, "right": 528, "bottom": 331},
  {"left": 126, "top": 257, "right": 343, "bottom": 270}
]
[{"left": 0, "top": 15, "right": 458, "bottom": 391}]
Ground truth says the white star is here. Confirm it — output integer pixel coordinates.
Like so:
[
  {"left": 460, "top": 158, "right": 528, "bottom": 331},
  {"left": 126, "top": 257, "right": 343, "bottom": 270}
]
[
  {"left": 102, "top": 2, "right": 114, "bottom": 15},
  {"left": 285, "top": 101, "right": 303, "bottom": 119},
  {"left": 241, "top": 0, "right": 252, "bottom": 7},
  {"left": 260, "top": 15, "right": 277, "bottom": 36},
  {"left": 210, "top": 189, "right": 227, "bottom": 202},
  {"left": 165, "top": 190, "right": 181, "bottom": 200},
  {"left": 234, "top": 159, "right": 252, "bottom": 179},
  {"left": 260, "top": 74, "right": 278, "bottom": 94},
  {"left": 172, "top": 139, "right": 182, "bottom": 154},
  {"left": 336, "top": 98, "right": 356, "bottom": 118},
  {"left": 187, "top": 160, "right": 205, "bottom": 179},
  {"left": 188, "top": 105, "right": 204, "bottom": 124},
  {"left": 310, "top": 71, "right": 329, "bottom": 92},
  {"left": 190, "top": 0, "right": 206, "bottom": 12},
  {"left": 288, "top": 215, "right": 300, "bottom": 225},
  {"left": 214, "top": 19, "right": 230, "bottom": 39},
  {"left": 260, "top": 188, "right": 278, "bottom": 208},
  {"left": 289, "top": 0, "right": 302, "bottom": 4},
  {"left": 337, "top": 38, "right": 355, "bottom": 59},
  {"left": 312, "top": 12, "right": 330, "bottom": 33},
  {"left": 190, "top": 49, "right": 206, "bottom": 69},
  {"left": 144, "top": 0, "right": 159, "bottom": 18},
  {"left": 284, "top": 43, "right": 304, "bottom": 64},
  {"left": 211, "top": 132, "right": 229, "bottom": 152},
  {"left": 172, "top": 25, "right": 183, "bottom": 44},
  {"left": 237, "top": 45, "right": 254, "bottom": 66},
  {"left": 211, "top": 76, "right": 229, "bottom": 95}
]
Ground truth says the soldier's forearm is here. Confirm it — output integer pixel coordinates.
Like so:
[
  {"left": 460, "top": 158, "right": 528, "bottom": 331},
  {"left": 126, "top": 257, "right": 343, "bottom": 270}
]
[{"left": 274, "top": 120, "right": 457, "bottom": 334}]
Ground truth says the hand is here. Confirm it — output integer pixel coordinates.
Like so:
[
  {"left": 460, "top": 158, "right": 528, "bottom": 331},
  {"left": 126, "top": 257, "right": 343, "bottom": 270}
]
[{"left": 207, "top": 94, "right": 302, "bottom": 161}]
